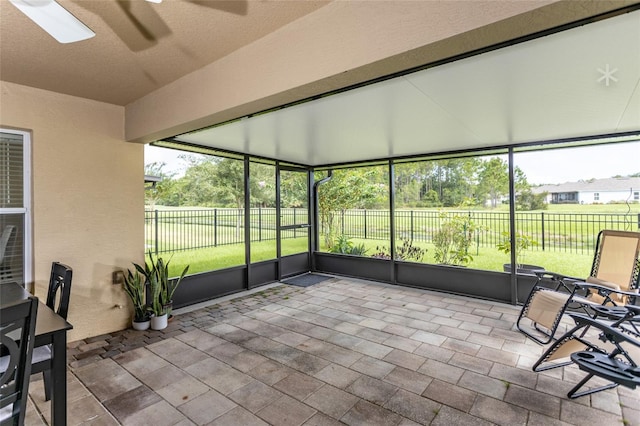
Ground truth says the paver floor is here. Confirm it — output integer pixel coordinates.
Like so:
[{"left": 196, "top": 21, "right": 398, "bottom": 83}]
[{"left": 26, "top": 277, "right": 640, "bottom": 425}]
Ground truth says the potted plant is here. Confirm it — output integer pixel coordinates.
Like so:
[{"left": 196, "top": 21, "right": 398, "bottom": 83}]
[
  {"left": 497, "top": 231, "right": 543, "bottom": 274},
  {"left": 122, "top": 269, "right": 150, "bottom": 330},
  {"left": 135, "top": 252, "right": 189, "bottom": 330}
]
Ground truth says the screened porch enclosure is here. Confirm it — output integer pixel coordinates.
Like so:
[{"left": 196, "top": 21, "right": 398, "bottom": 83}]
[
  {"left": 152, "top": 8, "right": 639, "bottom": 311},
  {"left": 159, "top": 139, "right": 639, "bottom": 311}
]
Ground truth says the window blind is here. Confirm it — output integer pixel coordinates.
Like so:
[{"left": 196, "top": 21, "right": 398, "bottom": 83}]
[
  {"left": 1, "top": 132, "right": 24, "bottom": 208},
  {"left": 0, "top": 132, "right": 26, "bottom": 285}
]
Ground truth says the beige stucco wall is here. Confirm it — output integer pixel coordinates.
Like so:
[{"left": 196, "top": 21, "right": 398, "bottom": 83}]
[{"left": 0, "top": 81, "right": 144, "bottom": 341}]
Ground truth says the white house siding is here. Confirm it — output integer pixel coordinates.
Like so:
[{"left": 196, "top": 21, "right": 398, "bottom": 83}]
[
  {"left": 534, "top": 177, "right": 640, "bottom": 205},
  {"left": 579, "top": 190, "right": 637, "bottom": 204}
]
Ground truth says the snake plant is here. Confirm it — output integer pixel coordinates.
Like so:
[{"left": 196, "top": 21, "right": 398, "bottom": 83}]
[{"left": 134, "top": 252, "right": 189, "bottom": 316}]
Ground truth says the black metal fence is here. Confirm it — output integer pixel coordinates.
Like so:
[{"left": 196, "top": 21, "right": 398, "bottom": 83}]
[
  {"left": 145, "top": 208, "right": 639, "bottom": 255},
  {"left": 145, "top": 208, "right": 308, "bottom": 255},
  {"left": 390, "top": 210, "right": 637, "bottom": 254}
]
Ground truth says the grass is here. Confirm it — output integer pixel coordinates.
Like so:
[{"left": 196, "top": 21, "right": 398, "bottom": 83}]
[
  {"left": 325, "top": 237, "right": 594, "bottom": 278},
  {"left": 156, "top": 234, "right": 593, "bottom": 279},
  {"left": 147, "top": 203, "right": 633, "bottom": 278},
  {"left": 149, "top": 238, "right": 309, "bottom": 276},
  {"left": 146, "top": 204, "right": 638, "bottom": 257},
  {"left": 148, "top": 203, "right": 640, "bottom": 213}
]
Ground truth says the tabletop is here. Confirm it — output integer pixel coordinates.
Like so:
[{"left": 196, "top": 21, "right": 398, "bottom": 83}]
[
  {"left": 1, "top": 281, "right": 74, "bottom": 426},
  {"left": 1, "top": 282, "right": 73, "bottom": 337}
]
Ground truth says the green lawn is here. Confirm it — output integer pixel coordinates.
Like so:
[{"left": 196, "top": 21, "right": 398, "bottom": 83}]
[
  {"left": 322, "top": 237, "right": 593, "bottom": 278},
  {"left": 149, "top": 238, "right": 308, "bottom": 276},
  {"left": 147, "top": 203, "right": 635, "bottom": 278},
  {"left": 155, "top": 235, "right": 592, "bottom": 279}
]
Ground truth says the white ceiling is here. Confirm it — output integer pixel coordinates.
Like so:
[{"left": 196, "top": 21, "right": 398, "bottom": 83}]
[{"left": 173, "top": 10, "right": 640, "bottom": 166}]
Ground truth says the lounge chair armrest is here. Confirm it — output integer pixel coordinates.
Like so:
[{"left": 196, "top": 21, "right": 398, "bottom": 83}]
[
  {"left": 589, "top": 306, "right": 640, "bottom": 331},
  {"left": 574, "top": 281, "right": 638, "bottom": 299},
  {"left": 625, "top": 305, "right": 640, "bottom": 316},
  {"left": 534, "top": 271, "right": 583, "bottom": 293},
  {"left": 533, "top": 271, "right": 580, "bottom": 281},
  {"left": 591, "top": 304, "right": 640, "bottom": 319},
  {"left": 585, "top": 276, "right": 620, "bottom": 290},
  {"left": 568, "top": 313, "right": 640, "bottom": 348}
]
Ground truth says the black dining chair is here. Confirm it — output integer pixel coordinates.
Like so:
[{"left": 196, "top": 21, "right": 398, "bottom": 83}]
[
  {"left": 0, "top": 225, "right": 17, "bottom": 282},
  {"left": 31, "top": 262, "right": 73, "bottom": 401},
  {"left": 0, "top": 297, "right": 39, "bottom": 425}
]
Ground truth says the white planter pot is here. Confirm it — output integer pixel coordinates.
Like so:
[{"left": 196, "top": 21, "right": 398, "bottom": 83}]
[
  {"left": 151, "top": 313, "right": 168, "bottom": 330},
  {"left": 132, "top": 319, "right": 150, "bottom": 331}
]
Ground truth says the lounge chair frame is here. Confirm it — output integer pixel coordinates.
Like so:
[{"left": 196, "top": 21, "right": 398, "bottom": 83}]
[
  {"left": 551, "top": 313, "right": 640, "bottom": 399},
  {"left": 517, "top": 229, "right": 640, "bottom": 344}
]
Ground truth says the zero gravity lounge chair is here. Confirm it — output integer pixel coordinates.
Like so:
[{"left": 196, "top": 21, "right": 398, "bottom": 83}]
[
  {"left": 532, "top": 309, "right": 640, "bottom": 398},
  {"left": 516, "top": 229, "right": 640, "bottom": 344}
]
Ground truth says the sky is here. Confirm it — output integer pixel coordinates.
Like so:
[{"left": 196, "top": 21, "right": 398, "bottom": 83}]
[
  {"left": 145, "top": 145, "right": 192, "bottom": 178},
  {"left": 145, "top": 140, "right": 640, "bottom": 185},
  {"left": 513, "top": 142, "right": 640, "bottom": 185}
]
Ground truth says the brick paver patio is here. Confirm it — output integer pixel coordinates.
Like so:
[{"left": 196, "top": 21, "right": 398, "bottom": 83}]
[{"left": 25, "top": 276, "right": 640, "bottom": 425}]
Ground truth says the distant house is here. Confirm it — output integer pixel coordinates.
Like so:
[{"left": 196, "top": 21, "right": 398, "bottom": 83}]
[
  {"left": 533, "top": 177, "right": 640, "bottom": 204},
  {"left": 145, "top": 174, "right": 161, "bottom": 190}
]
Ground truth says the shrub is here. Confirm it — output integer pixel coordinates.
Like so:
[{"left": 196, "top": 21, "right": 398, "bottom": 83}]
[
  {"left": 516, "top": 190, "right": 547, "bottom": 210},
  {"left": 329, "top": 235, "right": 368, "bottom": 256},
  {"left": 433, "top": 211, "right": 480, "bottom": 266},
  {"left": 496, "top": 231, "right": 538, "bottom": 269},
  {"left": 371, "top": 238, "right": 426, "bottom": 262}
]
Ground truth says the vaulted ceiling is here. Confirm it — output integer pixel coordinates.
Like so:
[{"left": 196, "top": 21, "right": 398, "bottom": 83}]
[{"left": 0, "top": 0, "right": 329, "bottom": 105}]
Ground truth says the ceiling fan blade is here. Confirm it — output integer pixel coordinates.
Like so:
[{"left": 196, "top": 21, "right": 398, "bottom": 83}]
[{"left": 9, "top": 0, "right": 95, "bottom": 43}]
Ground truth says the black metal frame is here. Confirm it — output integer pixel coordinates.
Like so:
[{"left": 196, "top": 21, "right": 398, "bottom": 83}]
[
  {"left": 517, "top": 229, "right": 640, "bottom": 344},
  {"left": 516, "top": 284, "right": 576, "bottom": 345},
  {"left": 535, "top": 313, "right": 640, "bottom": 399},
  {"left": 168, "top": 144, "right": 603, "bottom": 310}
]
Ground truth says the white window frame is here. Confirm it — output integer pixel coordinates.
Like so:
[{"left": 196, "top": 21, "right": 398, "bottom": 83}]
[
  {"left": 0, "top": 128, "right": 32, "bottom": 286},
  {"left": 593, "top": 192, "right": 599, "bottom": 201}
]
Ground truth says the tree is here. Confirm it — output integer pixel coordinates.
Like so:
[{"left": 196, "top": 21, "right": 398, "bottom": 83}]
[
  {"left": 144, "top": 162, "right": 176, "bottom": 208},
  {"left": 432, "top": 199, "right": 481, "bottom": 265},
  {"left": 395, "top": 162, "right": 436, "bottom": 207},
  {"left": 514, "top": 166, "right": 529, "bottom": 194},
  {"left": 394, "top": 159, "right": 483, "bottom": 208},
  {"left": 318, "top": 169, "right": 386, "bottom": 247},
  {"left": 516, "top": 190, "right": 548, "bottom": 210},
  {"left": 249, "top": 162, "right": 276, "bottom": 208},
  {"left": 173, "top": 156, "right": 223, "bottom": 207},
  {"left": 210, "top": 158, "right": 246, "bottom": 209},
  {"left": 428, "top": 158, "right": 481, "bottom": 207},
  {"left": 477, "top": 158, "right": 509, "bottom": 208},
  {"left": 280, "top": 170, "right": 308, "bottom": 209},
  {"left": 421, "top": 189, "right": 440, "bottom": 207}
]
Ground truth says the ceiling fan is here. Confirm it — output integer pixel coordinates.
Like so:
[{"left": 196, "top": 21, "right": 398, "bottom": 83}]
[{"left": 9, "top": 0, "right": 162, "bottom": 44}]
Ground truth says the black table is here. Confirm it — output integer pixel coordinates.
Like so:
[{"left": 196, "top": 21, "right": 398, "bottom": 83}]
[{"left": 1, "top": 282, "right": 73, "bottom": 426}]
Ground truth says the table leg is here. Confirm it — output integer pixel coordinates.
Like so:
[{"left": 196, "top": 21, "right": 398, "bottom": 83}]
[{"left": 50, "top": 331, "right": 67, "bottom": 426}]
